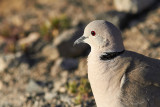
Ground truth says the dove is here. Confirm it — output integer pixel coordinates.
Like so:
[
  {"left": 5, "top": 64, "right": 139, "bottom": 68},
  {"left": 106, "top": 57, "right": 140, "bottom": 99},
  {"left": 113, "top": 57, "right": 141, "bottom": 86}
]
[{"left": 74, "top": 20, "right": 160, "bottom": 107}]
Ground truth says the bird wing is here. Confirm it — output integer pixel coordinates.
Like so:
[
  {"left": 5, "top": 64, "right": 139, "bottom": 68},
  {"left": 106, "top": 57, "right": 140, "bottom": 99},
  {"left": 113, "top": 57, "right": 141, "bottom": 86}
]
[{"left": 120, "top": 52, "right": 160, "bottom": 107}]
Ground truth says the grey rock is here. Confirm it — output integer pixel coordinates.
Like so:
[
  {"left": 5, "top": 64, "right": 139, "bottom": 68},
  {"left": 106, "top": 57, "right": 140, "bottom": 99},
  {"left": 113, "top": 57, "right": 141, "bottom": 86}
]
[
  {"left": 0, "top": 56, "right": 7, "bottom": 72},
  {"left": 0, "top": 53, "right": 22, "bottom": 72},
  {"left": 53, "top": 71, "right": 68, "bottom": 92},
  {"left": 123, "top": 27, "right": 151, "bottom": 53},
  {"left": 26, "top": 80, "right": 43, "bottom": 93},
  {"left": 44, "top": 92, "right": 57, "bottom": 101},
  {"left": 75, "top": 105, "right": 81, "bottom": 107},
  {"left": 0, "top": 81, "right": 3, "bottom": 90},
  {"left": 19, "top": 32, "right": 47, "bottom": 54},
  {"left": 53, "top": 28, "right": 89, "bottom": 57},
  {"left": 60, "top": 95, "right": 72, "bottom": 105},
  {"left": 50, "top": 58, "right": 63, "bottom": 77},
  {"left": 114, "top": 0, "right": 156, "bottom": 14},
  {"left": 18, "top": 63, "right": 30, "bottom": 74},
  {"left": 75, "top": 58, "right": 87, "bottom": 77},
  {"left": 53, "top": 80, "right": 63, "bottom": 92},
  {"left": 42, "top": 44, "right": 59, "bottom": 60},
  {"left": 60, "top": 71, "right": 68, "bottom": 86},
  {"left": 61, "top": 58, "right": 79, "bottom": 71},
  {"left": 95, "top": 10, "right": 127, "bottom": 29}
]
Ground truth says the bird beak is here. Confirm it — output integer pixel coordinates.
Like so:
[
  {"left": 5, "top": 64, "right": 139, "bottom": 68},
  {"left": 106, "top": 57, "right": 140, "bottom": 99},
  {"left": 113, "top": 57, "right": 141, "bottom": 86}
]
[{"left": 74, "top": 36, "right": 87, "bottom": 46}]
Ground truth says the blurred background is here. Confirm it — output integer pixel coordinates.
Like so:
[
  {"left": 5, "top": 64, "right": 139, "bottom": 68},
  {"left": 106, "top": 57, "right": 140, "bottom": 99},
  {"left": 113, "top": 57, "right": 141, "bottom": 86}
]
[{"left": 0, "top": 0, "right": 159, "bottom": 106}]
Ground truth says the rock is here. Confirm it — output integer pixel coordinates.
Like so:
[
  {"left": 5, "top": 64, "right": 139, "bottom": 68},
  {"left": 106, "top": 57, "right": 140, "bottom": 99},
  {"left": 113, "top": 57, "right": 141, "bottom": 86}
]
[
  {"left": 53, "top": 80, "right": 63, "bottom": 92},
  {"left": 53, "top": 28, "right": 89, "bottom": 57},
  {"left": 18, "top": 63, "right": 30, "bottom": 75},
  {"left": 114, "top": 0, "right": 156, "bottom": 14},
  {"left": 26, "top": 80, "right": 43, "bottom": 93},
  {"left": 61, "top": 58, "right": 79, "bottom": 71},
  {"left": 60, "top": 71, "right": 68, "bottom": 84},
  {"left": 123, "top": 27, "right": 151, "bottom": 53},
  {"left": 44, "top": 92, "right": 57, "bottom": 101},
  {"left": 124, "top": 7, "right": 160, "bottom": 57},
  {"left": 59, "top": 86, "right": 67, "bottom": 93},
  {"left": 60, "top": 95, "right": 72, "bottom": 105},
  {"left": 0, "top": 53, "right": 21, "bottom": 72},
  {"left": 0, "top": 56, "right": 7, "bottom": 72},
  {"left": 42, "top": 44, "right": 59, "bottom": 60},
  {"left": 50, "top": 58, "right": 63, "bottom": 77},
  {"left": 0, "top": 81, "right": 3, "bottom": 90},
  {"left": 11, "top": 15, "right": 23, "bottom": 26},
  {"left": 75, "top": 105, "right": 81, "bottom": 107},
  {"left": 136, "top": 7, "right": 160, "bottom": 46},
  {"left": 95, "top": 10, "right": 127, "bottom": 29},
  {"left": 18, "top": 32, "right": 47, "bottom": 54},
  {"left": 18, "top": 32, "right": 40, "bottom": 46},
  {"left": 75, "top": 58, "right": 87, "bottom": 77},
  {"left": 53, "top": 71, "right": 68, "bottom": 92}
]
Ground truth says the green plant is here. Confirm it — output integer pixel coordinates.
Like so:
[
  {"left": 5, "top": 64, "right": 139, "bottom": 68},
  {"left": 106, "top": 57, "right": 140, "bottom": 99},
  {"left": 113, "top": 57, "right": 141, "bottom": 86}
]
[
  {"left": 50, "top": 15, "right": 71, "bottom": 31},
  {"left": 66, "top": 78, "right": 91, "bottom": 105},
  {"left": 40, "top": 15, "right": 71, "bottom": 39},
  {"left": 78, "top": 78, "right": 91, "bottom": 94},
  {"left": 40, "top": 23, "right": 50, "bottom": 36},
  {"left": 66, "top": 80, "right": 77, "bottom": 94}
]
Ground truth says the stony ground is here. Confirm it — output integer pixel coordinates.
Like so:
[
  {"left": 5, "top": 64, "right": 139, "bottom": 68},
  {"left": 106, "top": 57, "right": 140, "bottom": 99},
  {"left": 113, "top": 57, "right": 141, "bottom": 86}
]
[{"left": 0, "top": 0, "right": 160, "bottom": 107}]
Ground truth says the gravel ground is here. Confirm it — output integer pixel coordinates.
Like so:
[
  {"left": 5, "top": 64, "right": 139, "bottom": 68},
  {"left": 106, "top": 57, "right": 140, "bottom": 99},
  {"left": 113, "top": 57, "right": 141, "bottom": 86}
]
[{"left": 0, "top": 0, "right": 159, "bottom": 107}]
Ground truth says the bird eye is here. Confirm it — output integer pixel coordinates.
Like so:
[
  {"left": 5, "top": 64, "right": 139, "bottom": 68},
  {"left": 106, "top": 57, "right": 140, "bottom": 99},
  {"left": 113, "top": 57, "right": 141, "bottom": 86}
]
[{"left": 91, "top": 31, "right": 96, "bottom": 36}]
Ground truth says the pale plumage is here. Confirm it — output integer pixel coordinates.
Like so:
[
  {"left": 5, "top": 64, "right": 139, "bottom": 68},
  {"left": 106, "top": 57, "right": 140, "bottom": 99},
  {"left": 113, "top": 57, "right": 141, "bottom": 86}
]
[{"left": 74, "top": 20, "right": 160, "bottom": 107}]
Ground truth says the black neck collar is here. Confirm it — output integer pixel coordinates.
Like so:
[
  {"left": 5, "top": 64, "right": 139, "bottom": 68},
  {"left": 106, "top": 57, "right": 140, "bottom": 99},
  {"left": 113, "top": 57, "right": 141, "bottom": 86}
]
[{"left": 100, "top": 50, "right": 125, "bottom": 60}]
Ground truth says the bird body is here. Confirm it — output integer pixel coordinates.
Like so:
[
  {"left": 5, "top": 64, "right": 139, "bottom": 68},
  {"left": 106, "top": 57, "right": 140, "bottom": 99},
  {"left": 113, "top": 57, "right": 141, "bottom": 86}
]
[
  {"left": 88, "top": 49, "right": 160, "bottom": 107},
  {"left": 74, "top": 20, "right": 160, "bottom": 107}
]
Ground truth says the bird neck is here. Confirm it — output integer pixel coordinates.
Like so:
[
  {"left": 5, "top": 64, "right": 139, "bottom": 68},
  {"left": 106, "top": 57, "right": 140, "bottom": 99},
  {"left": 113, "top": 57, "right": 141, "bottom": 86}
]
[
  {"left": 90, "top": 47, "right": 125, "bottom": 59},
  {"left": 88, "top": 47, "right": 124, "bottom": 76},
  {"left": 100, "top": 50, "right": 125, "bottom": 60},
  {"left": 88, "top": 47, "right": 124, "bottom": 80}
]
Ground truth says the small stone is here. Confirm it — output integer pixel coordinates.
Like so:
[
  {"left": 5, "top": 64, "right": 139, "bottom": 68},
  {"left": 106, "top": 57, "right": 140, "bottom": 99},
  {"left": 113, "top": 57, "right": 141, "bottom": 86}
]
[
  {"left": 50, "top": 58, "right": 63, "bottom": 77},
  {"left": 26, "top": 80, "right": 43, "bottom": 93},
  {"left": 11, "top": 15, "right": 23, "bottom": 26},
  {"left": 45, "top": 92, "right": 57, "bottom": 101},
  {"left": 114, "top": 0, "right": 156, "bottom": 14},
  {"left": 42, "top": 45, "right": 59, "bottom": 60},
  {"left": 0, "top": 53, "right": 18, "bottom": 72},
  {"left": 75, "top": 58, "right": 87, "bottom": 76},
  {"left": 59, "top": 86, "right": 67, "bottom": 93},
  {"left": 33, "top": 101, "right": 39, "bottom": 107},
  {"left": 60, "top": 71, "right": 68, "bottom": 79},
  {"left": 123, "top": 27, "right": 151, "bottom": 53},
  {"left": 0, "top": 81, "right": 3, "bottom": 90},
  {"left": 18, "top": 32, "right": 40, "bottom": 46},
  {"left": 75, "top": 105, "right": 81, "bottom": 107},
  {"left": 0, "top": 56, "right": 7, "bottom": 72},
  {"left": 60, "top": 71, "right": 68, "bottom": 85},
  {"left": 60, "top": 95, "right": 72, "bottom": 105},
  {"left": 53, "top": 80, "right": 63, "bottom": 92}
]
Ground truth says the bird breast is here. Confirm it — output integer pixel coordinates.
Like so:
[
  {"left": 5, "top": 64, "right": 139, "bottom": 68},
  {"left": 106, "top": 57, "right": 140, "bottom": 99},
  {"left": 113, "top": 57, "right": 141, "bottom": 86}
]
[{"left": 87, "top": 53, "right": 125, "bottom": 107}]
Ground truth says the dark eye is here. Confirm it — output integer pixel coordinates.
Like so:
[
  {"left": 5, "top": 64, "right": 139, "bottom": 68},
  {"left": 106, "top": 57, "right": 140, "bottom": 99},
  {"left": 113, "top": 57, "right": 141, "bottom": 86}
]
[{"left": 91, "top": 31, "right": 96, "bottom": 36}]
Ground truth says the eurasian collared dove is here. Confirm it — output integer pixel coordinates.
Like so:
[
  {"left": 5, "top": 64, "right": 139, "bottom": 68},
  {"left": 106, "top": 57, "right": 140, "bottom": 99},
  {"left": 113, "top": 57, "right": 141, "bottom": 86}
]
[{"left": 74, "top": 20, "right": 160, "bottom": 107}]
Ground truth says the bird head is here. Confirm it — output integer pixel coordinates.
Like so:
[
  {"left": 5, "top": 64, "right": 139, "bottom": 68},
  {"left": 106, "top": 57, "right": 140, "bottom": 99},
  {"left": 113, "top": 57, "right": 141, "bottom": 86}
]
[{"left": 74, "top": 20, "right": 124, "bottom": 52}]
